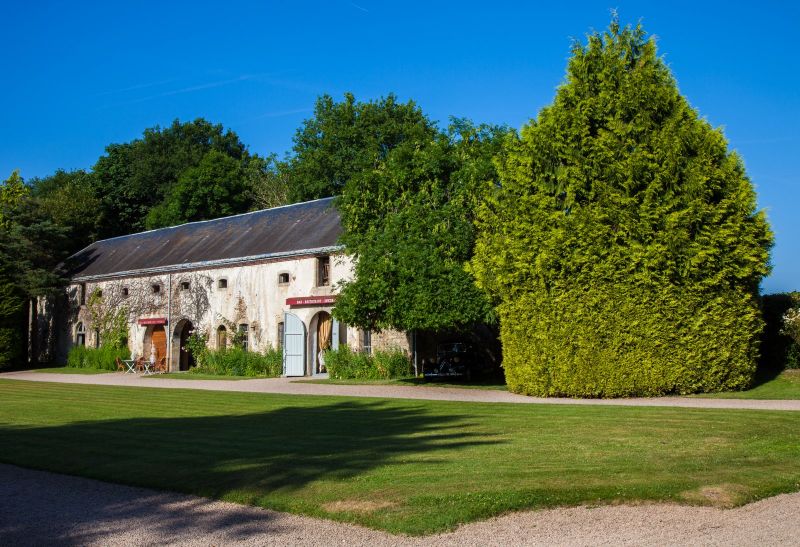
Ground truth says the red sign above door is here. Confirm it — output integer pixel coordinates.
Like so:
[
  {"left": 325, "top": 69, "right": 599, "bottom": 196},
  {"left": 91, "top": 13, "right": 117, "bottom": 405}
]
[
  {"left": 286, "top": 296, "right": 337, "bottom": 307},
  {"left": 138, "top": 317, "right": 167, "bottom": 326}
]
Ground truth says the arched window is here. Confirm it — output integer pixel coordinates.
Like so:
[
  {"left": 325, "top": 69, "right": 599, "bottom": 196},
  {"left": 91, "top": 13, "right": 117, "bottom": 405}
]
[
  {"left": 217, "top": 325, "right": 227, "bottom": 349},
  {"left": 94, "top": 329, "right": 100, "bottom": 349},
  {"left": 76, "top": 322, "right": 86, "bottom": 347}
]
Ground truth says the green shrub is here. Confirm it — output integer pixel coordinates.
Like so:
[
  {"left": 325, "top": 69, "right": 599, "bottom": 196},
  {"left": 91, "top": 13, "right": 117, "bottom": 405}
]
[
  {"left": 787, "top": 344, "right": 800, "bottom": 370},
  {"left": 373, "top": 348, "right": 414, "bottom": 378},
  {"left": 760, "top": 293, "right": 800, "bottom": 372},
  {"left": 0, "top": 327, "right": 23, "bottom": 370},
  {"left": 325, "top": 345, "right": 411, "bottom": 380},
  {"left": 190, "top": 345, "right": 283, "bottom": 377},
  {"left": 66, "top": 345, "right": 130, "bottom": 371}
]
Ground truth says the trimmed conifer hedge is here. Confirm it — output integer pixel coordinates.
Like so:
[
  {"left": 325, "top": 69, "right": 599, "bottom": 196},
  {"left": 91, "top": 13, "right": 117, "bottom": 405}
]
[{"left": 471, "top": 19, "right": 773, "bottom": 397}]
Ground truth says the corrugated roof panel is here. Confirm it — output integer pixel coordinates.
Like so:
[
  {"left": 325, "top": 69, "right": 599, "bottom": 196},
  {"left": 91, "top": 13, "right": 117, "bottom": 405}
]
[{"left": 66, "top": 197, "right": 341, "bottom": 279}]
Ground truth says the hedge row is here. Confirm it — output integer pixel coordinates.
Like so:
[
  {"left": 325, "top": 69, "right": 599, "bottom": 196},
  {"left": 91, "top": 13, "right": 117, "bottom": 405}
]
[{"left": 499, "top": 285, "right": 761, "bottom": 398}]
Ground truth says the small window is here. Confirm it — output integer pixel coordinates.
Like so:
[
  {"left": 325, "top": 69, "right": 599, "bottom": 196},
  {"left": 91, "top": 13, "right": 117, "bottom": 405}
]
[
  {"left": 317, "top": 256, "right": 330, "bottom": 287},
  {"left": 218, "top": 278, "right": 228, "bottom": 289},
  {"left": 122, "top": 287, "right": 129, "bottom": 297},
  {"left": 96, "top": 289, "right": 103, "bottom": 298},
  {"left": 94, "top": 329, "right": 100, "bottom": 349},
  {"left": 278, "top": 272, "right": 290, "bottom": 285},
  {"left": 362, "top": 330, "right": 372, "bottom": 355},
  {"left": 152, "top": 284, "right": 161, "bottom": 294},
  {"left": 217, "top": 325, "right": 227, "bottom": 349},
  {"left": 76, "top": 322, "right": 86, "bottom": 347},
  {"left": 239, "top": 324, "right": 249, "bottom": 352},
  {"left": 277, "top": 321, "right": 284, "bottom": 349},
  {"left": 79, "top": 283, "right": 86, "bottom": 306},
  {"left": 181, "top": 281, "right": 190, "bottom": 291}
]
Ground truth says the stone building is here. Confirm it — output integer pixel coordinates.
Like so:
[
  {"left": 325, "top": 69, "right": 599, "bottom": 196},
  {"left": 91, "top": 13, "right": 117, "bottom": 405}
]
[{"left": 48, "top": 197, "right": 411, "bottom": 375}]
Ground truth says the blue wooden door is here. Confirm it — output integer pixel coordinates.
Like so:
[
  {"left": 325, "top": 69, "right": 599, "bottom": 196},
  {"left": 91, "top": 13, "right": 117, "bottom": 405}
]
[{"left": 283, "top": 312, "right": 306, "bottom": 376}]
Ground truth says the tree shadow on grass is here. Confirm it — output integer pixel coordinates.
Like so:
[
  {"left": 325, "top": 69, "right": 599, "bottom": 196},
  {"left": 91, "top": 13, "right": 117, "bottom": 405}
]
[{"left": 0, "top": 399, "right": 499, "bottom": 542}]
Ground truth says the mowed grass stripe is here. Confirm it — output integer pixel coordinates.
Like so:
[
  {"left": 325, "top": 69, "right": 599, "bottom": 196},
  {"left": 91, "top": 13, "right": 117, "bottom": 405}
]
[{"left": 0, "top": 379, "right": 799, "bottom": 535}]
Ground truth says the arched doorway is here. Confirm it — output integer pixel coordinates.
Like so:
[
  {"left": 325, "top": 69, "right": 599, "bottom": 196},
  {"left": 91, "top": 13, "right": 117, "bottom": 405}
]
[
  {"left": 144, "top": 325, "right": 167, "bottom": 363},
  {"left": 310, "top": 311, "right": 333, "bottom": 375},
  {"left": 172, "top": 319, "right": 195, "bottom": 371},
  {"left": 217, "top": 325, "right": 227, "bottom": 349}
]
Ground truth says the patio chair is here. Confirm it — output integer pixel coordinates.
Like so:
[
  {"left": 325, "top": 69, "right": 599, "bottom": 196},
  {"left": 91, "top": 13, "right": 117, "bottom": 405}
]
[
  {"left": 115, "top": 357, "right": 126, "bottom": 372},
  {"left": 134, "top": 358, "right": 147, "bottom": 373},
  {"left": 154, "top": 357, "right": 168, "bottom": 374}
]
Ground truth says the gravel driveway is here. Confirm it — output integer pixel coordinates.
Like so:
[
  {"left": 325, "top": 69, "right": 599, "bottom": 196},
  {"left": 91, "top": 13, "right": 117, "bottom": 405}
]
[
  {"left": 1, "top": 464, "right": 798, "bottom": 546},
  {"left": 3, "top": 370, "right": 800, "bottom": 410}
]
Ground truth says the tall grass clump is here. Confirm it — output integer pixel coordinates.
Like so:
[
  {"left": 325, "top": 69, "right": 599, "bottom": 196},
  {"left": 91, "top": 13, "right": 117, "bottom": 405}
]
[
  {"left": 325, "top": 345, "right": 412, "bottom": 379},
  {"left": 66, "top": 345, "right": 130, "bottom": 371},
  {"left": 190, "top": 345, "right": 283, "bottom": 377}
]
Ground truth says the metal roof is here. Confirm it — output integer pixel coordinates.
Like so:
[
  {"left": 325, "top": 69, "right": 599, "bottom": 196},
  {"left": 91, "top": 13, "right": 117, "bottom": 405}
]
[{"left": 66, "top": 197, "right": 342, "bottom": 281}]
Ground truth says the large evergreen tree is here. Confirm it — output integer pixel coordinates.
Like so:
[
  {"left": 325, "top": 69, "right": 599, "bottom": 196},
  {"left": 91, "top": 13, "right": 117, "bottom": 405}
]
[{"left": 471, "top": 19, "right": 773, "bottom": 397}]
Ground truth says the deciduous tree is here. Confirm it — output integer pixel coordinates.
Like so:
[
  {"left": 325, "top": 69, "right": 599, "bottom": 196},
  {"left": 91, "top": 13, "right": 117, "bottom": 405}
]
[
  {"left": 145, "top": 150, "right": 250, "bottom": 228},
  {"left": 334, "top": 119, "right": 508, "bottom": 332},
  {"left": 286, "top": 93, "right": 437, "bottom": 202},
  {"left": 92, "top": 118, "right": 251, "bottom": 235}
]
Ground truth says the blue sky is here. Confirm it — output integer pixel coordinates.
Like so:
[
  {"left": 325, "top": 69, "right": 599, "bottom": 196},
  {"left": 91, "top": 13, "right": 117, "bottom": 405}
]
[{"left": 1, "top": 1, "right": 797, "bottom": 292}]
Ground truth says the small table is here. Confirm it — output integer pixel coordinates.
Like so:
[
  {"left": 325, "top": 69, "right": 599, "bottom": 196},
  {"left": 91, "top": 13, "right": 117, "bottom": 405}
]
[
  {"left": 123, "top": 359, "right": 137, "bottom": 374},
  {"left": 142, "top": 361, "right": 155, "bottom": 375}
]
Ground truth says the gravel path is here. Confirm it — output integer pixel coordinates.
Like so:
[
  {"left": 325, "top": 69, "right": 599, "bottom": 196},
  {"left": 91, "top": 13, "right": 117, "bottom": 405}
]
[
  {"left": 3, "top": 370, "right": 800, "bottom": 410},
  {"left": 1, "top": 464, "right": 799, "bottom": 546}
]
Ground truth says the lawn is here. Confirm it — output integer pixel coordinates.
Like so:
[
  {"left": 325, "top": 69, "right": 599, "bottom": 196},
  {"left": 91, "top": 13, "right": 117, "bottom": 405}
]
[
  {"left": 697, "top": 370, "right": 800, "bottom": 400},
  {"left": 0, "top": 380, "right": 798, "bottom": 535}
]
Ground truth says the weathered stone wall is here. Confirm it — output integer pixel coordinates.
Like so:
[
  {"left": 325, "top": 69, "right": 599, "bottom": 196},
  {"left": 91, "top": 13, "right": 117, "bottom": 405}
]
[{"left": 58, "top": 251, "right": 384, "bottom": 374}]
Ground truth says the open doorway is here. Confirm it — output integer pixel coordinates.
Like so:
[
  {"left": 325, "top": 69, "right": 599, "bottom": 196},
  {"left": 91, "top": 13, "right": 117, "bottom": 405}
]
[
  {"left": 143, "top": 325, "right": 167, "bottom": 364},
  {"left": 310, "top": 311, "right": 332, "bottom": 375},
  {"left": 172, "top": 319, "right": 195, "bottom": 371}
]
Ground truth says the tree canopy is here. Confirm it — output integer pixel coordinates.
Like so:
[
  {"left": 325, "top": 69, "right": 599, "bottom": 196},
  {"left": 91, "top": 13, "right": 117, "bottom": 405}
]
[
  {"left": 471, "top": 19, "right": 773, "bottom": 397},
  {"left": 286, "top": 93, "right": 438, "bottom": 202},
  {"left": 0, "top": 171, "right": 71, "bottom": 368},
  {"left": 145, "top": 149, "right": 250, "bottom": 229},
  {"left": 334, "top": 119, "right": 508, "bottom": 332},
  {"left": 29, "top": 169, "right": 101, "bottom": 256},
  {"left": 92, "top": 118, "right": 253, "bottom": 236}
]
